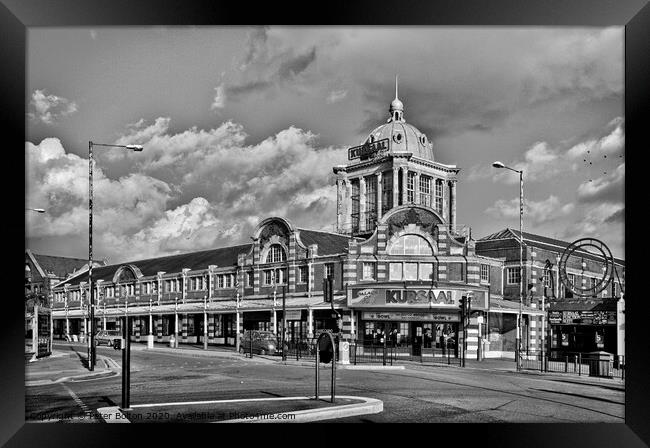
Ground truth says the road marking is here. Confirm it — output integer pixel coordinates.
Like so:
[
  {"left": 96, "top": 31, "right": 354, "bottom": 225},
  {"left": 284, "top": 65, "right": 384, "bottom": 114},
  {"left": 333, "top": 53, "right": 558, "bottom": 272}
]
[{"left": 61, "top": 383, "right": 91, "bottom": 414}]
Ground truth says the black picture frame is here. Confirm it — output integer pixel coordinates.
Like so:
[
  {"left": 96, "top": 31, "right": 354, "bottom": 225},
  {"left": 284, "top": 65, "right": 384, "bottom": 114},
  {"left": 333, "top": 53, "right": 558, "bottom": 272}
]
[{"left": 5, "top": 0, "right": 647, "bottom": 446}]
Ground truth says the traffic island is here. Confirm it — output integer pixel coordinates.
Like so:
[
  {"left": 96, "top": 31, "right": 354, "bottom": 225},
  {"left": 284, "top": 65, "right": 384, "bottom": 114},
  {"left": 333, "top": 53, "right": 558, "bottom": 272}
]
[
  {"left": 25, "top": 350, "right": 119, "bottom": 386},
  {"left": 96, "top": 395, "right": 383, "bottom": 423}
]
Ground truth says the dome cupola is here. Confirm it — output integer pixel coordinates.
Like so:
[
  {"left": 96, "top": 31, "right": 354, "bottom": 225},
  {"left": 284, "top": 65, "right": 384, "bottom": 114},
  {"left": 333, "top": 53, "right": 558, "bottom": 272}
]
[{"left": 361, "top": 76, "right": 435, "bottom": 161}]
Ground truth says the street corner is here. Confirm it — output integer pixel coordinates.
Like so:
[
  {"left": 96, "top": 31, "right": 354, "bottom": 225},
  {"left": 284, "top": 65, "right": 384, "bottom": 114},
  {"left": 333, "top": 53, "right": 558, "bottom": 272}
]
[{"left": 96, "top": 396, "right": 383, "bottom": 423}]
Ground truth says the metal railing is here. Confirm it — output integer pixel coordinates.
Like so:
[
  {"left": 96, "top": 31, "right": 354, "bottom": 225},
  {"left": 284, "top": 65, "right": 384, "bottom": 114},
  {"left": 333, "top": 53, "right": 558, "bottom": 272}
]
[
  {"left": 519, "top": 349, "right": 625, "bottom": 380},
  {"left": 279, "top": 337, "right": 318, "bottom": 361},
  {"left": 349, "top": 340, "right": 462, "bottom": 366}
]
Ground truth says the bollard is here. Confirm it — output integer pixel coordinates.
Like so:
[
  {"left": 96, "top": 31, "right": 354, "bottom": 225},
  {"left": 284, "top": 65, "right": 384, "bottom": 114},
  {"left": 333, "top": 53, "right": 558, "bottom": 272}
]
[{"left": 565, "top": 355, "right": 568, "bottom": 373}]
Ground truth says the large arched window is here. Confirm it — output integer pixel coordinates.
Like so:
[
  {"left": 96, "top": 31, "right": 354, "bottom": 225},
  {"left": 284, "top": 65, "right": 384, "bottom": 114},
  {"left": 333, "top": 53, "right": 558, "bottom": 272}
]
[
  {"left": 266, "top": 244, "right": 287, "bottom": 263},
  {"left": 388, "top": 234, "right": 433, "bottom": 256}
]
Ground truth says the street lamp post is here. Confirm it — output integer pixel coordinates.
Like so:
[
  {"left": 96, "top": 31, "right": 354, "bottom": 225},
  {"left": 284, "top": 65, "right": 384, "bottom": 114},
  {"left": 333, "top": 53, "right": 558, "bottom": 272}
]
[
  {"left": 26, "top": 208, "right": 46, "bottom": 213},
  {"left": 492, "top": 161, "right": 524, "bottom": 370},
  {"left": 88, "top": 141, "right": 143, "bottom": 371}
]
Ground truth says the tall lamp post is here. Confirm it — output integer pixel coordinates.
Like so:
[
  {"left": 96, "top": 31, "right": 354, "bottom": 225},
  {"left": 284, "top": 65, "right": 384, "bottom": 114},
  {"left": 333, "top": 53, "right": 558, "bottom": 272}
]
[
  {"left": 492, "top": 161, "right": 524, "bottom": 370},
  {"left": 88, "top": 141, "right": 143, "bottom": 370}
]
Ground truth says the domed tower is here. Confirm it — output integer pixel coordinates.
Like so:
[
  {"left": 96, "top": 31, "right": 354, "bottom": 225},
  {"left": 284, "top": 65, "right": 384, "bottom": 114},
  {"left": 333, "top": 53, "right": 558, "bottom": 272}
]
[{"left": 334, "top": 77, "right": 460, "bottom": 237}]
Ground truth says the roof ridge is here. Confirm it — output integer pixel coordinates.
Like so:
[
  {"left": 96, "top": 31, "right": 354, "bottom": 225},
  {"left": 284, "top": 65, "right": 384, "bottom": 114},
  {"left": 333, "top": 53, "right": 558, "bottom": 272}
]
[
  {"left": 297, "top": 228, "right": 353, "bottom": 239},
  {"left": 98, "top": 243, "right": 252, "bottom": 268}
]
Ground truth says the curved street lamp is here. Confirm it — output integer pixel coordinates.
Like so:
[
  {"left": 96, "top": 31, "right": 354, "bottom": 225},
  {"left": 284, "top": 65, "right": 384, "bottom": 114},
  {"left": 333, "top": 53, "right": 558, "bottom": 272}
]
[
  {"left": 492, "top": 161, "right": 524, "bottom": 370},
  {"left": 26, "top": 208, "right": 46, "bottom": 213},
  {"left": 88, "top": 141, "right": 143, "bottom": 371}
]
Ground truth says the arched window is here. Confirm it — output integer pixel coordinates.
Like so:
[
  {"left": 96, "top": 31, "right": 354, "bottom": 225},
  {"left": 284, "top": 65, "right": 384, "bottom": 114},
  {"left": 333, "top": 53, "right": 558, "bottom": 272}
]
[
  {"left": 266, "top": 244, "right": 286, "bottom": 263},
  {"left": 388, "top": 234, "right": 433, "bottom": 256}
]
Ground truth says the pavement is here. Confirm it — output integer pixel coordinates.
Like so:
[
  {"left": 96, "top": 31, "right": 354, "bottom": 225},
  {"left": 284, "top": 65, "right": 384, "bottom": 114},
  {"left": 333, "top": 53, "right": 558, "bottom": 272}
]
[
  {"left": 25, "top": 348, "right": 120, "bottom": 386},
  {"left": 96, "top": 395, "right": 383, "bottom": 423}
]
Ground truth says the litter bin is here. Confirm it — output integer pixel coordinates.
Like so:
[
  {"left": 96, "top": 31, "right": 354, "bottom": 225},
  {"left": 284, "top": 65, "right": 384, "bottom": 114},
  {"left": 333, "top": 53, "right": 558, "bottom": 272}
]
[{"left": 588, "top": 351, "right": 613, "bottom": 378}]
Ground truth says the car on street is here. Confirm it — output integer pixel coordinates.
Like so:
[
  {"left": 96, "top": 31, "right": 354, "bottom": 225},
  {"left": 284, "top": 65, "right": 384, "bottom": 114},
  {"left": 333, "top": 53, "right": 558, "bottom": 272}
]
[
  {"left": 239, "top": 330, "right": 277, "bottom": 355},
  {"left": 95, "top": 330, "right": 122, "bottom": 347}
]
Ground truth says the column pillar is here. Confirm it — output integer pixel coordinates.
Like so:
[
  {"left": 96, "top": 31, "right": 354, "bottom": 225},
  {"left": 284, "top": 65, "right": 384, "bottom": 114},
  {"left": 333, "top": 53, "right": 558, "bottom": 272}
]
[
  {"left": 376, "top": 171, "right": 383, "bottom": 219},
  {"left": 414, "top": 172, "right": 420, "bottom": 205},
  {"left": 359, "top": 176, "right": 367, "bottom": 232},
  {"left": 450, "top": 180, "right": 457, "bottom": 231},
  {"left": 203, "top": 311, "right": 208, "bottom": 350},
  {"left": 66, "top": 318, "right": 70, "bottom": 337},
  {"left": 103, "top": 315, "right": 107, "bottom": 331},
  {"left": 181, "top": 314, "right": 188, "bottom": 342},
  {"left": 336, "top": 178, "right": 344, "bottom": 233},
  {"left": 392, "top": 167, "right": 399, "bottom": 207},
  {"left": 401, "top": 167, "right": 408, "bottom": 205},
  {"left": 308, "top": 308, "right": 314, "bottom": 338},
  {"left": 272, "top": 310, "right": 277, "bottom": 335},
  {"left": 157, "top": 315, "right": 163, "bottom": 342},
  {"left": 345, "top": 180, "right": 352, "bottom": 234},
  {"left": 208, "top": 314, "right": 215, "bottom": 342},
  {"left": 236, "top": 311, "right": 242, "bottom": 352}
]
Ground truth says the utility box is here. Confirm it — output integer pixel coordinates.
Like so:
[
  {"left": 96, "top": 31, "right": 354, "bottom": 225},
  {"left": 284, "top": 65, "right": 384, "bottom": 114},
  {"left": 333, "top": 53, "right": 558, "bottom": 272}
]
[
  {"left": 339, "top": 340, "right": 350, "bottom": 364},
  {"left": 588, "top": 351, "right": 613, "bottom": 378}
]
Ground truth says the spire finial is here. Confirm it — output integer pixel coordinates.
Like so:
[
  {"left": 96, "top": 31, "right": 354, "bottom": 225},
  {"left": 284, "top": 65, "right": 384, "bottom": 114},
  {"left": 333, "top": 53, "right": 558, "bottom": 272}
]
[
  {"left": 395, "top": 74, "right": 399, "bottom": 100},
  {"left": 389, "top": 75, "right": 404, "bottom": 122}
]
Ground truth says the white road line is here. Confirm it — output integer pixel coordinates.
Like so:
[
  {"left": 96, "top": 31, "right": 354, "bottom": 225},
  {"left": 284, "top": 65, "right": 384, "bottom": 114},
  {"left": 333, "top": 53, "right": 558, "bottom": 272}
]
[{"left": 61, "top": 383, "right": 91, "bottom": 414}]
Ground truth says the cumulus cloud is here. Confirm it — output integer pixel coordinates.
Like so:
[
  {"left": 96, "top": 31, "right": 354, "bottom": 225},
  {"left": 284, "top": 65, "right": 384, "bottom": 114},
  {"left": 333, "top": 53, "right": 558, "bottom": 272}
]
[
  {"left": 89, "top": 118, "right": 348, "bottom": 259},
  {"left": 25, "top": 137, "right": 174, "bottom": 260},
  {"left": 326, "top": 89, "right": 348, "bottom": 104},
  {"left": 210, "top": 83, "right": 226, "bottom": 111},
  {"left": 576, "top": 163, "right": 625, "bottom": 203},
  {"left": 28, "top": 89, "right": 78, "bottom": 124},
  {"left": 226, "top": 27, "right": 318, "bottom": 100},
  {"left": 561, "top": 202, "right": 625, "bottom": 254},
  {"left": 468, "top": 117, "right": 625, "bottom": 186},
  {"left": 485, "top": 195, "right": 574, "bottom": 225}
]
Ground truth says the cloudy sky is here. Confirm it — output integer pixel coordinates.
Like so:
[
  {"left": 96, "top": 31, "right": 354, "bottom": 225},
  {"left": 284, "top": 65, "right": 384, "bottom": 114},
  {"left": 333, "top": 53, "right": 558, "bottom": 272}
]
[{"left": 25, "top": 26, "right": 625, "bottom": 263}]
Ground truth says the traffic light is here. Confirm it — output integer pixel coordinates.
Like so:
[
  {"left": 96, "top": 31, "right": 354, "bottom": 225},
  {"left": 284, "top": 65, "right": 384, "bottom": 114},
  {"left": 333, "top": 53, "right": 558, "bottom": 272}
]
[
  {"left": 113, "top": 338, "right": 122, "bottom": 350},
  {"left": 323, "top": 277, "right": 333, "bottom": 303},
  {"left": 459, "top": 296, "right": 467, "bottom": 312},
  {"left": 318, "top": 336, "right": 333, "bottom": 364}
]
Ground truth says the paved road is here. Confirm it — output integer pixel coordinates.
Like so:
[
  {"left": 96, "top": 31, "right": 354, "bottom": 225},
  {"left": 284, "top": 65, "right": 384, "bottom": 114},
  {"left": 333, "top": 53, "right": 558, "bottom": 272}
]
[{"left": 25, "top": 343, "right": 624, "bottom": 423}]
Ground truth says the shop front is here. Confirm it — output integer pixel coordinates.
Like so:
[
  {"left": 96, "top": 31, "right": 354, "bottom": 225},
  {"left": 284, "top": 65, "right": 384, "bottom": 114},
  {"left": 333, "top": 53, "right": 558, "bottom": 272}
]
[
  {"left": 548, "top": 308, "right": 618, "bottom": 357},
  {"left": 348, "top": 284, "right": 488, "bottom": 358},
  {"left": 359, "top": 310, "right": 460, "bottom": 357}
]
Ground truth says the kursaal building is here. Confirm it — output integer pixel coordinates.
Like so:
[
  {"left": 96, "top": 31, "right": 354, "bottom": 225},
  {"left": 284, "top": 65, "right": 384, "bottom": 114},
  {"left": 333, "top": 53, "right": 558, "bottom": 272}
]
[{"left": 49, "top": 85, "right": 625, "bottom": 362}]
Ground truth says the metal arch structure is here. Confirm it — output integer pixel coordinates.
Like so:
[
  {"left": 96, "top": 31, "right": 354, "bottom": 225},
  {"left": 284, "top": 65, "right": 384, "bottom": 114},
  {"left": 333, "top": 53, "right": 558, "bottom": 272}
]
[{"left": 558, "top": 238, "right": 615, "bottom": 297}]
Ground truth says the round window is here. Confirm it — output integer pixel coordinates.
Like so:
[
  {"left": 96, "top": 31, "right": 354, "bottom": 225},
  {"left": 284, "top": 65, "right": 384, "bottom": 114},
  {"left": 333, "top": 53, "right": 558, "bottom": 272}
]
[
  {"left": 393, "top": 133, "right": 403, "bottom": 143},
  {"left": 420, "top": 135, "right": 427, "bottom": 145}
]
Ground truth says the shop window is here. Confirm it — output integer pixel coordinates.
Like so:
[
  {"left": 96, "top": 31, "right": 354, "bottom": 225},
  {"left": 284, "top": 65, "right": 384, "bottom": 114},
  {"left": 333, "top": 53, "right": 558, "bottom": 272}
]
[
  {"left": 362, "top": 262, "right": 376, "bottom": 280},
  {"left": 247, "top": 271, "right": 254, "bottom": 287}
]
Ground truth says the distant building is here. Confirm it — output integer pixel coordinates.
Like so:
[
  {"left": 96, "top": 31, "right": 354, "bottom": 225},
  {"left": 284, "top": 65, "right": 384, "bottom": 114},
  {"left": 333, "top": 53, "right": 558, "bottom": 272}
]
[
  {"left": 49, "top": 84, "right": 625, "bottom": 362},
  {"left": 476, "top": 229, "right": 625, "bottom": 359}
]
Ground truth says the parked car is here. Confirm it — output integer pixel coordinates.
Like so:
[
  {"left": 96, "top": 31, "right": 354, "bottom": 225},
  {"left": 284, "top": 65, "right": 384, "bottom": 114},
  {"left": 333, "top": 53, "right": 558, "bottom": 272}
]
[
  {"left": 95, "top": 330, "right": 122, "bottom": 347},
  {"left": 239, "top": 330, "right": 277, "bottom": 355}
]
